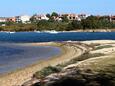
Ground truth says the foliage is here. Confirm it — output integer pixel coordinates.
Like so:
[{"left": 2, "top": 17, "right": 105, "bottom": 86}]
[
  {"left": 55, "top": 52, "right": 104, "bottom": 69},
  {"left": 61, "top": 15, "right": 69, "bottom": 22},
  {"left": 51, "top": 12, "right": 59, "bottom": 17},
  {"left": 0, "top": 23, "right": 37, "bottom": 31},
  {"left": 37, "top": 20, "right": 68, "bottom": 31},
  {"left": 95, "top": 45, "right": 113, "bottom": 50},
  {"left": 34, "top": 66, "right": 62, "bottom": 79}
]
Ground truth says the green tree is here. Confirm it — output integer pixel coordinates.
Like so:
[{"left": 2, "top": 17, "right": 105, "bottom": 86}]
[
  {"left": 46, "top": 13, "right": 51, "bottom": 18},
  {"left": 30, "top": 14, "right": 38, "bottom": 23},
  {"left": 81, "top": 16, "right": 99, "bottom": 29},
  {"left": 37, "top": 20, "right": 50, "bottom": 30},
  {"left": 71, "top": 20, "right": 82, "bottom": 29},
  {"left": 51, "top": 12, "right": 59, "bottom": 17},
  {"left": 62, "top": 15, "right": 69, "bottom": 22}
]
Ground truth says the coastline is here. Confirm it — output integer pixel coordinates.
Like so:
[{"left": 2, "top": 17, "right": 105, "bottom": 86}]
[
  {"left": 0, "top": 42, "right": 86, "bottom": 86},
  {"left": 0, "top": 29, "right": 115, "bottom": 33}
]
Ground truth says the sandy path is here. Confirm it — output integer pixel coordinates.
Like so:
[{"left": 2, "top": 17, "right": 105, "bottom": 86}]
[{"left": 0, "top": 42, "right": 88, "bottom": 86}]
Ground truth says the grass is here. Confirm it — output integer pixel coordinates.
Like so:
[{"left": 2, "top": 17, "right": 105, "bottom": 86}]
[
  {"left": 56, "top": 52, "right": 104, "bottom": 68},
  {"left": 34, "top": 66, "right": 62, "bottom": 79},
  {"left": 94, "top": 45, "right": 113, "bottom": 50}
]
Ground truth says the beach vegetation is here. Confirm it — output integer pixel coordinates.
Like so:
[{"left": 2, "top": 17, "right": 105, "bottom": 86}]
[
  {"left": 95, "top": 45, "right": 113, "bottom": 50},
  {"left": 57, "top": 53, "right": 104, "bottom": 68},
  {"left": 34, "top": 66, "right": 62, "bottom": 79}
]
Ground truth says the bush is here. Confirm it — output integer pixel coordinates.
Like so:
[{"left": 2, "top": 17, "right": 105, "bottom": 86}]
[
  {"left": 34, "top": 66, "right": 62, "bottom": 79},
  {"left": 95, "top": 45, "right": 113, "bottom": 50}
]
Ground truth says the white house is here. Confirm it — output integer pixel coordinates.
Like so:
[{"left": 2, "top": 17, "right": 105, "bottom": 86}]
[
  {"left": 34, "top": 14, "right": 49, "bottom": 20},
  {"left": 0, "top": 17, "right": 7, "bottom": 22},
  {"left": 16, "top": 15, "right": 31, "bottom": 23},
  {"left": 78, "top": 14, "right": 90, "bottom": 21}
]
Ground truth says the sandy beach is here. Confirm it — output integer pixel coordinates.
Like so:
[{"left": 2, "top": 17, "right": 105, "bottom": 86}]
[{"left": 0, "top": 42, "right": 89, "bottom": 86}]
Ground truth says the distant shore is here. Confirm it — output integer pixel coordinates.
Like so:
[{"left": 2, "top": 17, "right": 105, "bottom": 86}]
[{"left": 0, "top": 29, "right": 115, "bottom": 33}]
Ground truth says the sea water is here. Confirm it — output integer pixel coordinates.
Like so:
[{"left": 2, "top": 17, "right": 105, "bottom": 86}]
[{"left": 0, "top": 43, "right": 61, "bottom": 74}]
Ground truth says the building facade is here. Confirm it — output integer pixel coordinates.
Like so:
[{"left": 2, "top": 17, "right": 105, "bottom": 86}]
[
  {"left": 16, "top": 15, "right": 31, "bottom": 23},
  {"left": 7, "top": 17, "right": 16, "bottom": 22},
  {"left": 0, "top": 17, "right": 7, "bottom": 22},
  {"left": 110, "top": 15, "right": 115, "bottom": 22},
  {"left": 34, "top": 14, "right": 49, "bottom": 20},
  {"left": 67, "top": 14, "right": 79, "bottom": 20}
]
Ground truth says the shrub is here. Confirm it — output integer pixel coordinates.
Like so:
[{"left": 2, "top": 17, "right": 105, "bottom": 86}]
[
  {"left": 34, "top": 66, "right": 62, "bottom": 79},
  {"left": 95, "top": 45, "right": 113, "bottom": 50}
]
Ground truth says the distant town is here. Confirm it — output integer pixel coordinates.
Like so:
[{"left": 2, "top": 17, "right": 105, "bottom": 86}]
[
  {"left": 0, "top": 12, "right": 115, "bottom": 31},
  {"left": 0, "top": 13, "right": 90, "bottom": 24},
  {"left": 0, "top": 13, "right": 115, "bottom": 24}
]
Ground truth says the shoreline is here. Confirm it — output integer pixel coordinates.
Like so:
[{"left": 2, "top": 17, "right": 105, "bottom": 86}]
[
  {"left": 0, "top": 29, "right": 115, "bottom": 33},
  {"left": 0, "top": 42, "right": 87, "bottom": 86}
]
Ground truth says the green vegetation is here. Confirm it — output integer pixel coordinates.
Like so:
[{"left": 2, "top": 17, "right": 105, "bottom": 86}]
[
  {"left": 0, "top": 22, "right": 37, "bottom": 31},
  {"left": 56, "top": 53, "right": 104, "bottom": 68},
  {"left": 36, "top": 20, "right": 68, "bottom": 31},
  {"left": 95, "top": 45, "right": 113, "bottom": 50},
  {"left": 34, "top": 66, "right": 61, "bottom": 79}
]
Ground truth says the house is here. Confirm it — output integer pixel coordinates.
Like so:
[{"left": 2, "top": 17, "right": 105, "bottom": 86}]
[
  {"left": 33, "top": 14, "right": 49, "bottom": 21},
  {"left": 78, "top": 14, "right": 88, "bottom": 21},
  {"left": 61, "top": 13, "right": 82, "bottom": 21},
  {"left": 67, "top": 14, "right": 79, "bottom": 20},
  {"left": 0, "top": 17, "right": 7, "bottom": 22},
  {"left": 7, "top": 17, "right": 16, "bottom": 22},
  {"left": 110, "top": 15, "right": 115, "bottom": 22},
  {"left": 16, "top": 15, "right": 31, "bottom": 23},
  {"left": 51, "top": 16, "right": 62, "bottom": 21}
]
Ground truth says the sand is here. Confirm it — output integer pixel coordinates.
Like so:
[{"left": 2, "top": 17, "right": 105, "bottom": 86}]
[{"left": 65, "top": 40, "right": 115, "bottom": 72}]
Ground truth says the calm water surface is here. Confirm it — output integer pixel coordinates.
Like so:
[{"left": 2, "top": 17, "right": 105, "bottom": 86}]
[
  {"left": 0, "top": 43, "right": 61, "bottom": 74},
  {"left": 0, "top": 32, "right": 115, "bottom": 42}
]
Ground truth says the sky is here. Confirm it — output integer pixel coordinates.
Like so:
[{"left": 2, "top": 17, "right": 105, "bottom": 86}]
[{"left": 0, "top": 0, "right": 115, "bottom": 17}]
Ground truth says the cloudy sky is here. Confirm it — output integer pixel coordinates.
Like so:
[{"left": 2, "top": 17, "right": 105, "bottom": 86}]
[{"left": 0, "top": 0, "right": 114, "bottom": 16}]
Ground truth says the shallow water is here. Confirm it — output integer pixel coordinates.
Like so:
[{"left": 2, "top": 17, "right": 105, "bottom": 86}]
[{"left": 0, "top": 43, "right": 61, "bottom": 74}]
